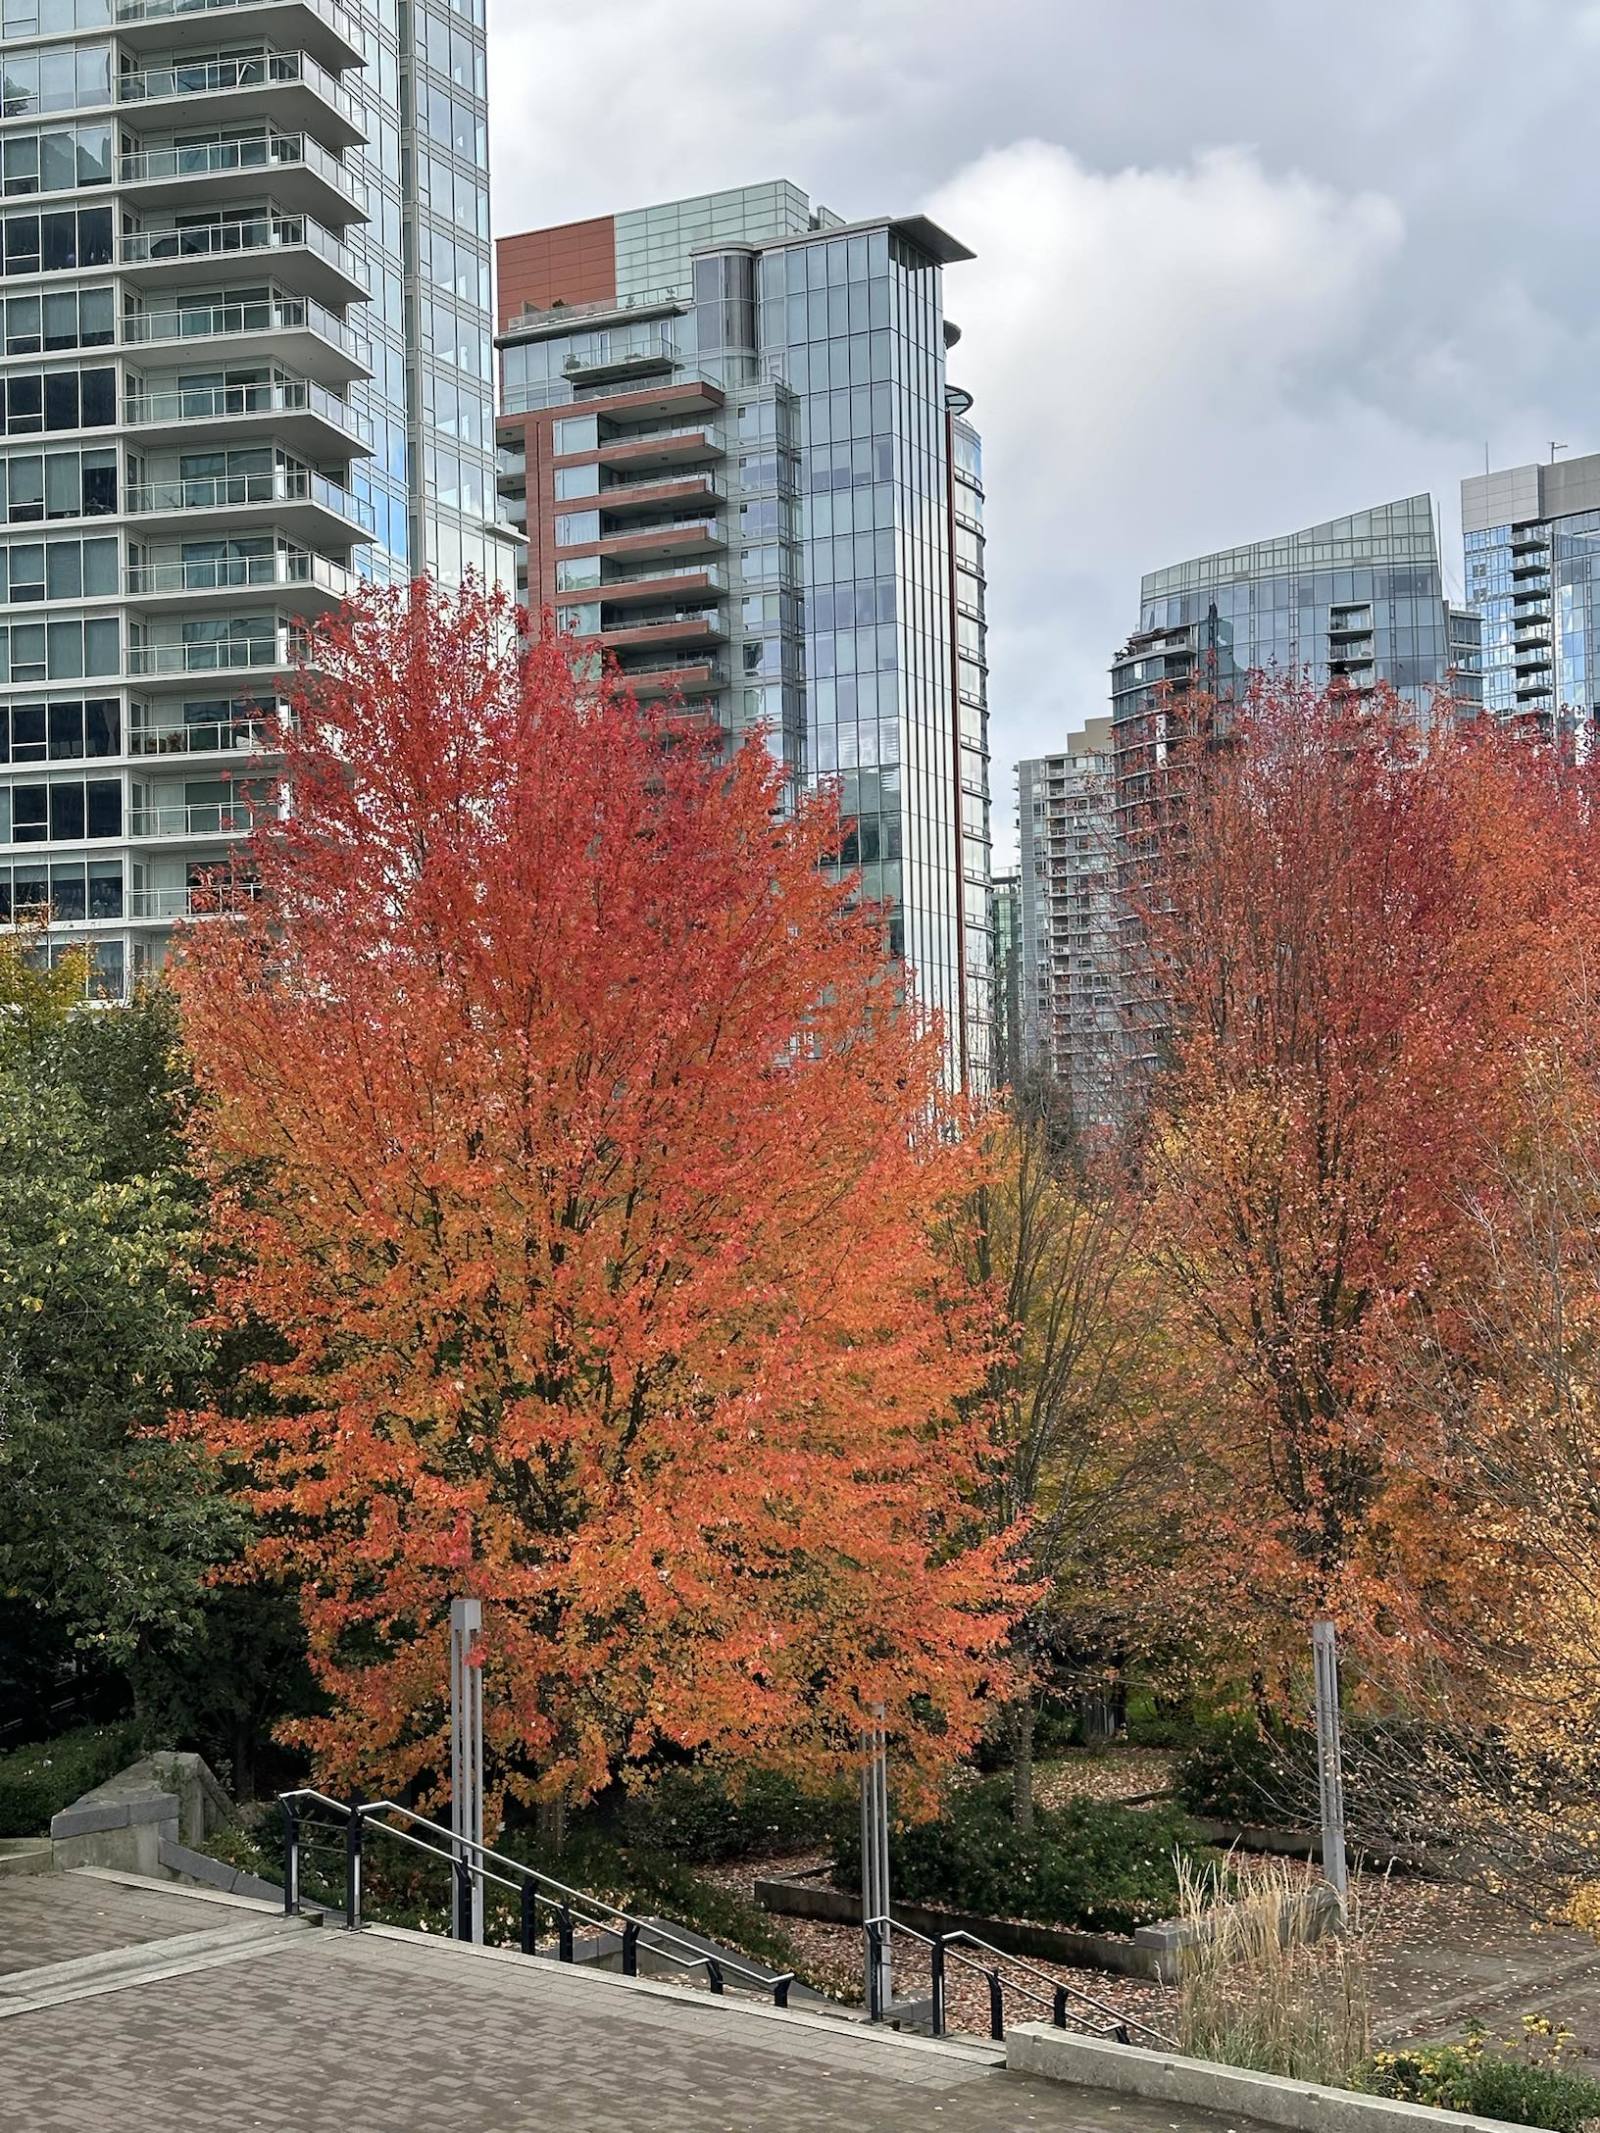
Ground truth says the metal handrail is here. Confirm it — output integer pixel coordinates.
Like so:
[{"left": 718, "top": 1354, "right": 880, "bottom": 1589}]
[
  {"left": 863, "top": 1911, "right": 1173, "bottom": 2049},
  {"left": 278, "top": 1789, "right": 797, "bottom": 2008}
]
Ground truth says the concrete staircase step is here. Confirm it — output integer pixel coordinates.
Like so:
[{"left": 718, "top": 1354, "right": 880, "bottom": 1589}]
[{"left": 0, "top": 1912, "right": 314, "bottom": 2017}]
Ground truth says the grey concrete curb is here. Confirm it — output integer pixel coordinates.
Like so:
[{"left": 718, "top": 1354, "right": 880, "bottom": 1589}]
[{"left": 1006, "top": 2027, "right": 1536, "bottom": 2133}]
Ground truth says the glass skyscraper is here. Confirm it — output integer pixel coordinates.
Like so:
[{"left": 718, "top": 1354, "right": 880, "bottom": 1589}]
[
  {"left": 495, "top": 183, "right": 993, "bottom": 1087},
  {"left": 1463, "top": 451, "right": 1600, "bottom": 736},
  {"left": 1104, "top": 495, "right": 1482, "bottom": 1094},
  {"left": 0, "top": 0, "right": 510, "bottom": 998}
]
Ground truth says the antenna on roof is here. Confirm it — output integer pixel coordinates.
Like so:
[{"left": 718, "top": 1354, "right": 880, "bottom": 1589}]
[{"left": 1552, "top": 441, "right": 1568, "bottom": 464}]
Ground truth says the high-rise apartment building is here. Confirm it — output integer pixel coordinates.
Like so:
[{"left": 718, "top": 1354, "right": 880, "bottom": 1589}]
[
  {"left": 0, "top": 0, "right": 509, "bottom": 999},
  {"left": 988, "top": 864, "right": 1020, "bottom": 1092},
  {"left": 1463, "top": 451, "right": 1600, "bottom": 735},
  {"left": 1105, "top": 495, "right": 1482, "bottom": 1095},
  {"left": 1111, "top": 494, "right": 1481, "bottom": 750},
  {"left": 1016, "top": 721, "right": 1118, "bottom": 1126},
  {"left": 493, "top": 183, "right": 993, "bottom": 1086}
]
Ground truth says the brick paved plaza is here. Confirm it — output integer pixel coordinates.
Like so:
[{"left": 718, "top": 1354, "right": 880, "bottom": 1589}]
[{"left": 0, "top": 1871, "right": 1260, "bottom": 2133}]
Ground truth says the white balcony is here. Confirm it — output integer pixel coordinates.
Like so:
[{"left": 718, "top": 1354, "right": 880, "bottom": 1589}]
[
  {"left": 130, "top": 712, "right": 277, "bottom": 757},
  {"left": 128, "top": 880, "right": 263, "bottom": 918},
  {"left": 122, "top": 373, "right": 372, "bottom": 459},
  {"left": 122, "top": 292, "right": 371, "bottom": 389},
  {"left": 127, "top": 800, "right": 274, "bottom": 839},
  {"left": 118, "top": 129, "right": 365, "bottom": 226},
  {"left": 124, "top": 545, "right": 354, "bottom": 612},
  {"left": 114, "top": 0, "right": 365, "bottom": 73},
  {"left": 116, "top": 47, "right": 366, "bottom": 153},
  {"left": 126, "top": 625, "right": 308, "bottom": 679},
  {"left": 118, "top": 212, "right": 366, "bottom": 310},
  {"left": 124, "top": 465, "right": 375, "bottom": 545}
]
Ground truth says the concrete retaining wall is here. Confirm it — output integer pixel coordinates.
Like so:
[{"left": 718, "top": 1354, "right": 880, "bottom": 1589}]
[
  {"left": 50, "top": 1752, "right": 234, "bottom": 1878},
  {"left": 1006, "top": 2027, "right": 1530, "bottom": 2133}
]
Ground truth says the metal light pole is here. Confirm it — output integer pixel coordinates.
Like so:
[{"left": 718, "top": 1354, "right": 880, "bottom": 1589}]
[
  {"left": 450, "top": 1596, "right": 484, "bottom": 1944},
  {"left": 1311, "top": 1618, "right": 1348, "bottom": 1907},
  {"left": 860, "top": 1706, "right": 892, "bottom": 2017}
]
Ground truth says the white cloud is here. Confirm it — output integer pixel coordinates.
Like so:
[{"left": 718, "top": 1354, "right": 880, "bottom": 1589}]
[
  {"left": 484, "top": 0, "right": 1598, "bottom": 864},
  {"left": 928, "top": 141, "right": 1482, "bottom": 851}
]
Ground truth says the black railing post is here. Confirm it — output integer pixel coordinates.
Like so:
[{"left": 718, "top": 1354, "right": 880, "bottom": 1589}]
[
  {"left": 929, "top": 1935, "right": 947, "bottom": 2038},
  {"left": 772, "top": 1975, "right": 791, "bottom": 2010},
  {"left": 344, "top": 1793, "right": 363, "bottom": 1933},
  {"left": 864, "top": 1922, "right": 883, "bottom": 2022},
  {"left": 705, "top": 1959, "right": 724, "bottom": 1998},
  {"left": 1053, "top": 1983, "right": 1069, "bottom": 2029},
  {"left": 557, "top": 1903, "right": 574, "bottom": 1963},
  {"left": 453, "top": 1854, "right": 473, "bottom": 1943},
  {"left": 621, "top": 1921, "right": 639, "bottom": 1978},
  {"left": 281, "top": 1797, "right": 299, "bottom": 1918},
  {"left": 519, "top": 1878, "right": 537, "bottom": 1956},
  {"left": 988, "top": 1967, "right": 1004, "bottom": 2042}
]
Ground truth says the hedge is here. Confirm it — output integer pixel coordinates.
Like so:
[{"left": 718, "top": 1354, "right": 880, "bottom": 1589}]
[
  {"left": 834, "top": 1776, "right": 1201, "bottom": 1935},
  {"left": 0, "top": 1721, "right": 144, "bottom": 1836}
]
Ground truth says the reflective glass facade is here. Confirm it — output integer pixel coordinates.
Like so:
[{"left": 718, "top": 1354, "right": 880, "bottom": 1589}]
[
  {"left": 496, "top": 185, "right": 991, "bottom": 1085},
  {"left": 0, "top": 0, "right": 510, "bottom": 997},
  {"left": 1122, "top": 496, "right": 1481, "bottom": 725},
  {"left": 1463, "top": 452, "right": 1600, "bottom": 735},
  {"left": 1105, "top": 494, "right": 1482, "bottom": 1097}
]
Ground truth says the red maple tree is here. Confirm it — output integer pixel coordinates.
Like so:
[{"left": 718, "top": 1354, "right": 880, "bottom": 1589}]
[
  {"left": 1125, "top": 677, "right": 1600, "bottom": 1679},
  {"left": 172, "top": 582, "right": 1020, "bottom": 1813}
]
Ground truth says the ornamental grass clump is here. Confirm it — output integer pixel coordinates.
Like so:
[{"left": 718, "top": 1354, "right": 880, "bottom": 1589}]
[{"left": 1175, "top": 1854, "right": 1370, "bottom": 2086}]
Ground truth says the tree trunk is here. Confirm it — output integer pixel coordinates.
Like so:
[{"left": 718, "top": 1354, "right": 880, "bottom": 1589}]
[
  {"left": 233, "top": 1717, "right": 254, "bottom": 1803},
  {"left": 535, "top": 1795, "right": 567, "bottom": 1856},
  {"left": 1011, "top": 1697, "right": 1036, "bottom": 1833}
]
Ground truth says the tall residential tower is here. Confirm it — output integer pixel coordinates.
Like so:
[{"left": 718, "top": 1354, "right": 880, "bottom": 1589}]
[
  {"left": 1105, "top": 494, "right": 1482, "bottom": 1096},
  {"left": 1463, "top": 451, "right": 1600, "bottom": 736},
  {"left": 0, "top": 0, "right": 508, "bottom": 997},
  {"left": 1016, "top": 721, "right": 1119, "bottom": 1127},
  {"left": 494, "top": 183, "right": 993, "bottom": 1086}
]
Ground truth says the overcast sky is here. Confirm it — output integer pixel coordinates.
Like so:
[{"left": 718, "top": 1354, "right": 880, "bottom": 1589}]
[{"left": 484, "top": 0, "right": 1600, "bottom": 861}]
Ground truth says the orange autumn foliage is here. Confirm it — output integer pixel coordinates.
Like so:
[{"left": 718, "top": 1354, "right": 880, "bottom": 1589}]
[
  {"left": 171, "top": 581, "right": 1020, "bottom": 1814},
  {"left": 1127, "top": 677, "right": 1600, "bottom": 1685}
]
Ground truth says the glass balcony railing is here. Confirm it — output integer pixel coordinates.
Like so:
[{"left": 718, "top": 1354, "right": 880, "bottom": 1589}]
[
  {"left": 623, "top": 656, "right": 729, "bottom": 687},
  {"left": 562, "top": 333, "right": 679, "bottom": 379},
  {"left": 128, "top": 881, "right": 263, "bottom": 916},
  {"left": 600, "top": 608, "right": 722, "bottom": 637},
  {"left": 119, "top": 130, "right": 362, "bottom": 208},
  {"left": 597, "top": 421, "right": 726, "bottom": 456},
  {"left": 123, "top": 291, "right": 367, "bottom": 365},
  {"left": 126, "top": 627, "right": 308, "bottom": 675},
  {"left": 603, "top": 564, "right": 725, "bottom": 596},
  {"left": 117, "top": 47, "right": 363, "bottom": 135},
  {"left": 131, "top": 714, "right": 276, "bottom": 755},
  {"left": 127, "top": 801, "right": 273, "bottom": 836},
  {"left": 116, "top": 0, "right": 361, "bottom": 51},
  {"left": 125, "top": 548, "right": 352, "bottom": 597},
  {"left": 123, "top": 373, "right": 373, "bottom": 448},
  {"left": 125, "top": 465, "right": 375, "bottom": 532},
  {"left": 119, "top": 211, "right": 363, "bottom": 290},
  {"left": 600, "top": 516, "right": 722, "bottom": 549}
]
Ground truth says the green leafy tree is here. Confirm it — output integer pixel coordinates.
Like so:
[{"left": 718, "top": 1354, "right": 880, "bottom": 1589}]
[{"left": 0, "top": 950, "right": 238, "bottom": 1674}]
